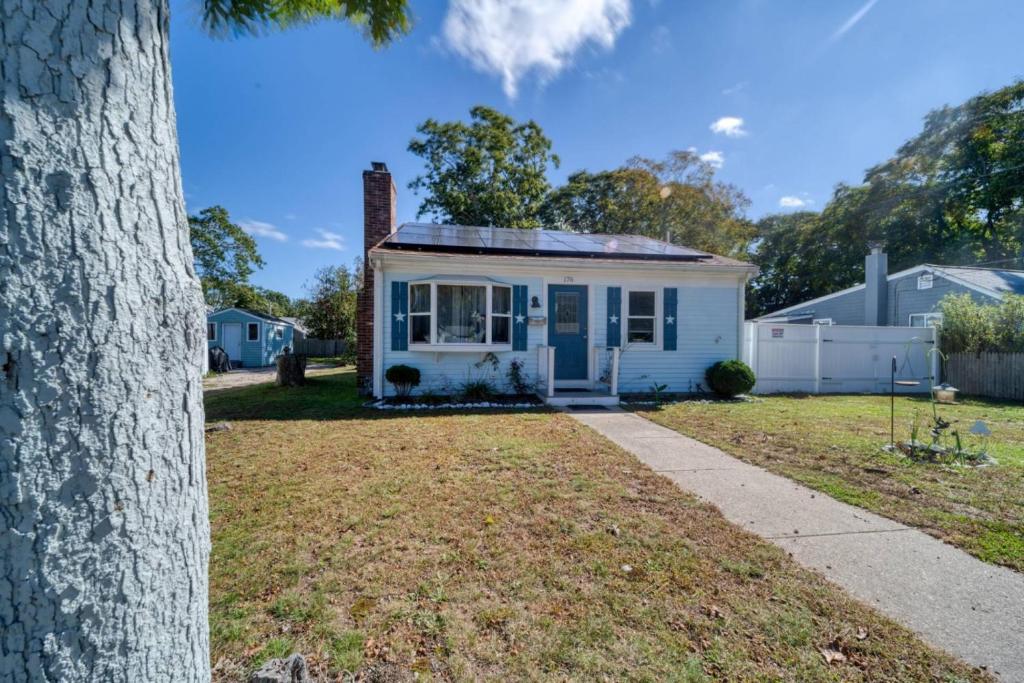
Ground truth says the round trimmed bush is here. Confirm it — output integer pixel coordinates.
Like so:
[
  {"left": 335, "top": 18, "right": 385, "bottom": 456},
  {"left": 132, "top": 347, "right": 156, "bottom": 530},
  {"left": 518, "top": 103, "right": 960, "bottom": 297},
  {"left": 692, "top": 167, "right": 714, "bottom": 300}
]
[
  {"left": 705, "top": 360, "right": 755, "bottom": 398},
  {"left": 385, "top": 364, "right": 421, "bottom": 397}
]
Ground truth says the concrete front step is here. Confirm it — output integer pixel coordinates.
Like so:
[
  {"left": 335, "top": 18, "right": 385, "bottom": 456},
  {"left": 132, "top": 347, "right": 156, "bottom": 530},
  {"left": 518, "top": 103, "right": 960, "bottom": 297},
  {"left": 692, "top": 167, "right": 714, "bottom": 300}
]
[{"left": 544, "top": 390, "right": 620, "bottom": 407}]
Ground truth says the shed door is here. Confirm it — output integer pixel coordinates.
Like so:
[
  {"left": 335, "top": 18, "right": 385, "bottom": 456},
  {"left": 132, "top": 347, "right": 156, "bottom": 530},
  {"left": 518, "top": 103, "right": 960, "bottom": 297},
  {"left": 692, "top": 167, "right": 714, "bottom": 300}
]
[{"left": 222, "top": 323, "right": 242, "bottom": 367}]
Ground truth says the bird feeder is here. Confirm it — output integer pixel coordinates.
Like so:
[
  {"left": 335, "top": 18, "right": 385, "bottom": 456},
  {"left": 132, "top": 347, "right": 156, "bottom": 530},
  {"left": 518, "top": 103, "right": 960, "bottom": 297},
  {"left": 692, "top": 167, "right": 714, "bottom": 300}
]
[{"left": 932, "top": 383, "right": 959, "bottom": 404}]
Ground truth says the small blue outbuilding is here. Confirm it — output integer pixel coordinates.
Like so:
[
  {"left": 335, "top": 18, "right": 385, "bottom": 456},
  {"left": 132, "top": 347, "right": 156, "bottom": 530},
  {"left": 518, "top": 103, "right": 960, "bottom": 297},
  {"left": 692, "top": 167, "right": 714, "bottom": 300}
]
[{"left": 206, "top": 308, "right": 295, "bottom": 368}]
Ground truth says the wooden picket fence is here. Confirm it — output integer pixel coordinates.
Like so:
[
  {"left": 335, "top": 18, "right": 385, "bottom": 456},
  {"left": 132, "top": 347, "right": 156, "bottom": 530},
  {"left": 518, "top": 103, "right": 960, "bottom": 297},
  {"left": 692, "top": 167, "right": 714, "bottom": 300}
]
[
  {"left": 293, "top": 338, "right": 349, "bottom": 357},
  {"left": 944, "top": 352, "right": 1024, "bottom": 401}
]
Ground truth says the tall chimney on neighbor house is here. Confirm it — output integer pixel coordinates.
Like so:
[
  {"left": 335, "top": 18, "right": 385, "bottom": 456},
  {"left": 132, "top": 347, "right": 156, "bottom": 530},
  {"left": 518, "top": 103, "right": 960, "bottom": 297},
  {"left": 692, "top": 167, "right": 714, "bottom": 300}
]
[
  {"left": 864, "top": 244, "right": 888, "bottom": 326},
  {"left": 356, "top": 162, "right": 397, "bottom": 395}
]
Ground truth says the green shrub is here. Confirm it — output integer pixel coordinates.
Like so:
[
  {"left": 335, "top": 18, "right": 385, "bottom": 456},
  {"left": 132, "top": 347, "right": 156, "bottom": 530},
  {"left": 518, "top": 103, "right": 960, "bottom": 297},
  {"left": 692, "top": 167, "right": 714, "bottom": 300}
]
[
  {"left": 938, "top": 293, "right": 1024, "bottom": 353},
  {"left": 385, "top": 364, "right": 421, "bottom": 397},
  {"left": 459, "top": 379, "right": 494, "bottom": 402},
  {"left": 705, "top": 360, "right": 755, "bottom": 397}
]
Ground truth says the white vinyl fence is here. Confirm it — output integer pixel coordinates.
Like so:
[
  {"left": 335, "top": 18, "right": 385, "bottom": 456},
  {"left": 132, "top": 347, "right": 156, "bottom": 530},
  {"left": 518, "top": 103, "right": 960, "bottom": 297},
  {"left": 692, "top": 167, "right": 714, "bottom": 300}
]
[{"left": 743, "top": 322, "right": 938, "bottom": 394}]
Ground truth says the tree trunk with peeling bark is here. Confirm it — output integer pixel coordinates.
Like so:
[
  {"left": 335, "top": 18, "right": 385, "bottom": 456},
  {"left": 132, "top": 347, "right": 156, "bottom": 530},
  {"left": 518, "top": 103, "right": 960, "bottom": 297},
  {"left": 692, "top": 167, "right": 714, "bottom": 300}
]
[{"left": 1, "top": 1, "right": 209, "bottom": 680}]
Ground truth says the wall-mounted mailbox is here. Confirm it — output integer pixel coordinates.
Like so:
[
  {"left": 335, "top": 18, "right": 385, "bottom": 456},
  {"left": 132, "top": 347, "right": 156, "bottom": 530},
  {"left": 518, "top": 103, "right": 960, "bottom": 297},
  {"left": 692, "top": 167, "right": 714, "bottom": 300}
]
[{"left": 527, "top": 316, "right": 547, "bottom": 326}]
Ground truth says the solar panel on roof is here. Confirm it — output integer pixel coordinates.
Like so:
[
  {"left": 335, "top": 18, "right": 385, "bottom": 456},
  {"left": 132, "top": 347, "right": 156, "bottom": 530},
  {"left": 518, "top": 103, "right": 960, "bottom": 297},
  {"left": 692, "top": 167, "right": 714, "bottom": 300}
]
[{"left": 381, "top": 223, "right": 713, "bottom": 262}]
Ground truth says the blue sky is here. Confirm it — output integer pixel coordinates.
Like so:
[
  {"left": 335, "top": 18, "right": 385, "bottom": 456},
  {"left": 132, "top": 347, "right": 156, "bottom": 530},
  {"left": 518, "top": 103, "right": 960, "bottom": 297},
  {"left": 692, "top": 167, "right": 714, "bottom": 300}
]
[{"left": 171, "top": 0, "right": 1024, "bottom": 298}]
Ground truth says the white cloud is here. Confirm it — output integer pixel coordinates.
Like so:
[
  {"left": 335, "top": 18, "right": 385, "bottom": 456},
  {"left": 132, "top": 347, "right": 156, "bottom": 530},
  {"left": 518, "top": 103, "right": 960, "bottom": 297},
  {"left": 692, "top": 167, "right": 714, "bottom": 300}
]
[
  {"left": 301, "top": 229, "right": 345, "bottom": 251},
  {"left": 779, "top": 196, "right": 811, "bottom": 208},
  {"left": 442, "top": 0, "right": 632, "bottom": 98},
  {"left": 721, "top": 81, "right": 747, "bottom": 96},
  {"left": 239, "top": 220, "right": 287, "bottom": 242},
  {"left": 710, "top": 116, "right": 747, "bottom": 137},
  {"left": 699, "top": 150, "right": 724, "bottom": 168},
  {"left": 830, "top": 0, "right": 879, "bottom": 43}
]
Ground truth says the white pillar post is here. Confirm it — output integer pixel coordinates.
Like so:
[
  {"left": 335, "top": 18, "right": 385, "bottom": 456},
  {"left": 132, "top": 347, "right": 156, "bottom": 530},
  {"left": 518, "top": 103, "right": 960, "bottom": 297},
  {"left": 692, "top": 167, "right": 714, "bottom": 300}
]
[
  {"left": 547, "top": 346, "right": 556, "bottom": 398},
  {"left": 611, "top": 347, "right": 620, "bottom": 396}
]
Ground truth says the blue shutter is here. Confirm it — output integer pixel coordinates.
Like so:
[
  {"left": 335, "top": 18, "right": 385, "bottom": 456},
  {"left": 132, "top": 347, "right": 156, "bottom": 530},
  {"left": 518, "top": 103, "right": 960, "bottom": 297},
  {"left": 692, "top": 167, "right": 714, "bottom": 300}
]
[
  {"left": 663, "top": 287, "right": 678, "bottom": 351},
  {"left": 391, "top": 281, "right": 408, "bottom": 351},
  {"left": 512, "top": 285, "right": 528, "bottom": 351},
  {"left": 607, "top": 287, "right": 621, "bottom": 347}
]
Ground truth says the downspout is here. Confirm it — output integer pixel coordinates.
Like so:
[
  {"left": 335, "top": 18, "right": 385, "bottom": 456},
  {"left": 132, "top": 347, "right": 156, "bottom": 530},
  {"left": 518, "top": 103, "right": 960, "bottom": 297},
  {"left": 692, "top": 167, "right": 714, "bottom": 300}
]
[
  {"left": 737, "top": 273, "right": 748, "bottom": 360},
  {"left": 372, "top": 257, "right": 384, "bottom": 399}
]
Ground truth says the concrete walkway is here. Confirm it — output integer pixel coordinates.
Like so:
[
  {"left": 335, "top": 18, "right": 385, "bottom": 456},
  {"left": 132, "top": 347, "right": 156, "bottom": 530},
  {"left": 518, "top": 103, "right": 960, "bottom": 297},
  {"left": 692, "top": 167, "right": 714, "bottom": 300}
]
[{"left": 569, "top": 407, "right": 1024, "bottom": 681}]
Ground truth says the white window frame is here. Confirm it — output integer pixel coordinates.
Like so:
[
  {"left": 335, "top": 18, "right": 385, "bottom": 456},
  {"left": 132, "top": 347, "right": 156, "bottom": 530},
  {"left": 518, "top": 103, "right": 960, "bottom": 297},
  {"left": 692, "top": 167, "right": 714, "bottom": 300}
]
[
  {"left": 812, "top": 318, "right": 834, "bottom": 326},
  {"left": 490, "top": 285, "right": 513, "bottom": 345},
  {"left": 274, "top": 325, "right": 284, "bottom": 340},
  {"left": 407, "top": 280, "right": 514, "bottom": 350},
  {"left": 207, "top": 322, "right": 217, "bottom": 341},
  {"left": 624, "top": 288, "right": 660, "bottom": 349},
  {"left": 917, "top": 273, "right": 934, "bottom": 290},
  {"left": 409, "top": 283, "right": 433, "bottom": 346},
  {"left": 909, "top": 312, "right": 943, "bottom": 327},
  {"left": 246, "top": 322, "right": 260, "bottom": 341}
]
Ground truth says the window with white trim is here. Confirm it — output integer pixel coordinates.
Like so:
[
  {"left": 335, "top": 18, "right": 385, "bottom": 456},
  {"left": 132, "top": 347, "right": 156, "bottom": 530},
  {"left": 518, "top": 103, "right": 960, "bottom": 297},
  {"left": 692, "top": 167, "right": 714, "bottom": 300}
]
[
  {"left": 247, "top": 322, "right": 259, "bottom": 341},
  {"left": 410, "top": 283, "right": 432, "bottom": 344},
  {"left": 207, "top": 322, "right": 216, "bottom": 341},
  {"left": 917, "top": 273, "right": 933, "bottom": 290},
  {"left": 909, "top": 312, "right": 943, "bottom": 327},
  {"left": 812, "top": 318, "right": 834, "bottom": 326},
  {"left": 274, "top": 326, "right": 284, "bottom": 339},
  {"left": 408, "top": 281, "right": 513, "bottom": 346},
  {"left": 491, "top": 285, "right": 511, "bottom": 344},
  {"left": 626, "top": 290, "right": 657, "bottom": 344}
]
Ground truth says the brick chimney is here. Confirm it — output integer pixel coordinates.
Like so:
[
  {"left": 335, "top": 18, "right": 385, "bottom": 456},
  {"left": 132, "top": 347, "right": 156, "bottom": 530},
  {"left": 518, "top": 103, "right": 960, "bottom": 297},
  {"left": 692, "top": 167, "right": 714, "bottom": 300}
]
[
  {"left": 356, "top": 162, "right": 397, "bottom": 395},
  {"left": 864, "top": 244, "right": 888, "bottom": 326}
]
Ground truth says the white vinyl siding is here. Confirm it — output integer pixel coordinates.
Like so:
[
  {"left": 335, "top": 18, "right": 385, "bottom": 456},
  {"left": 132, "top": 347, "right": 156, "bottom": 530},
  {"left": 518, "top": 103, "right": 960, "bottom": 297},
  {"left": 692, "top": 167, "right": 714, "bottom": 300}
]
[{"left": 379, "top": 263, "right": 744, "bottom": 397}]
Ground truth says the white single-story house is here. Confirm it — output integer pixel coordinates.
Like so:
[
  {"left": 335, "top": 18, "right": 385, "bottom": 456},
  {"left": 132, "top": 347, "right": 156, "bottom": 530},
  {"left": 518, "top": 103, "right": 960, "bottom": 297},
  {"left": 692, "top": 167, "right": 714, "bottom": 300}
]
[
  {"left": 356, "top": 162, "right": 758, "bottom": 405},
  {"left": 207, "top": 308, "right": 295, "bottom": 368}
]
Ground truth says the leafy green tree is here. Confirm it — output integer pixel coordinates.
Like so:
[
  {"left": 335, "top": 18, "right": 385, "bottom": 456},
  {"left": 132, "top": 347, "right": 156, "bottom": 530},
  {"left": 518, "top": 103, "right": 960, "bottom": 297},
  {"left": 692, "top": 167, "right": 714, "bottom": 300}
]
[
  {"left": 303, "top": 262, "right": 361, "bottom": 342},
  {"left": 2, "top": 1, "right": 409, "bottom": 680},
  {"left": 255, "top": 287, "right": 298, "bottom": 317},
  {"left": 873, "top": 80, "right": 1024, "bottom": 260},
  {"left": 751, "top": 80, "right": 1024, "bottom": 317},
  {"left": 746, "top": 211, "right": 822, "bottom": 317},
  {"left": 408, "top": 106, "right": 560, "bottom": 228},
  {"left": 541, "top": 150, "right": 754, "bottom": 257},
  {"left": 189, "top": 205, "right": 265, "bottom": 303}
]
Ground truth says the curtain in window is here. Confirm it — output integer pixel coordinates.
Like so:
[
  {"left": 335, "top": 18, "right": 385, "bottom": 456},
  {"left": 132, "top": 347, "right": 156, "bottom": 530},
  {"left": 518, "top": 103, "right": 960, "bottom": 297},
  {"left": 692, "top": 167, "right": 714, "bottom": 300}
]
[{"left": 438, "top": 285, "right": 486, "bottom": 343}]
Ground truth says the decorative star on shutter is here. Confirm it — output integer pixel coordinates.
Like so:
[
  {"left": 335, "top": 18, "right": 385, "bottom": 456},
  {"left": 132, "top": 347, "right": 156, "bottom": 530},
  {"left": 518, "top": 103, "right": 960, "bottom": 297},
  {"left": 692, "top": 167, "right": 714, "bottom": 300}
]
[
  {"left": 609, "top": 314, "right": 619, "bottom": 324},
  {"left": 666, "top": 315, "right": 675, "bottom": 325},
  {"left": 394, "top": 312, "right": 406, "bottom": 322},
  {"left": 512, "top": 285, "right": 528, "bottom": 351}
]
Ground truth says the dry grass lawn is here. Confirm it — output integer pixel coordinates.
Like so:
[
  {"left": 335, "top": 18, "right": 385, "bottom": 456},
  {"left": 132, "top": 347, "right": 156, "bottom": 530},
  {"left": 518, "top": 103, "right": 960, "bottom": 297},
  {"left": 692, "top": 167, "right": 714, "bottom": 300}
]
[
  {"left": 205, "top": 369, "right": 986, "bottom": 681},
  {"left": 636, "top": 395, "right": 1024, "bottom": 572}
]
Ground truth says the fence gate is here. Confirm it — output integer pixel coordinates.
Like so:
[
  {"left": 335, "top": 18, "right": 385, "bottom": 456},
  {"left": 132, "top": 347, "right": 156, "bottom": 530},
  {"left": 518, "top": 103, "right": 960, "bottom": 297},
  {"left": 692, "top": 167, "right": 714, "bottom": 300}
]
[{"left": 743, "top": 322, "right": 937, "bottom": 394}]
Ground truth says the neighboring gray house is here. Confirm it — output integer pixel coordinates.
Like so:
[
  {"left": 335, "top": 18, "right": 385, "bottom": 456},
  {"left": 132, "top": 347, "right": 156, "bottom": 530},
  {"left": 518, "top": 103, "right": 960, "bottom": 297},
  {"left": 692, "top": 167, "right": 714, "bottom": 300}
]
[{"left": 755, "top": 247, "right": 1024, "bottom": 327}]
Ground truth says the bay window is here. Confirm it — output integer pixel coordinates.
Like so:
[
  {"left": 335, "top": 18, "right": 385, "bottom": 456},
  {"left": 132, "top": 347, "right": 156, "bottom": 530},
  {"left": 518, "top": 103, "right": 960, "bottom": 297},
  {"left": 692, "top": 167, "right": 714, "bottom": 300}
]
[
  {"left": 627, "top": 290, "right": 656, "bottom": 344},
  {"left": 408, "top": 281, "right": 513, "bottom": 347}
]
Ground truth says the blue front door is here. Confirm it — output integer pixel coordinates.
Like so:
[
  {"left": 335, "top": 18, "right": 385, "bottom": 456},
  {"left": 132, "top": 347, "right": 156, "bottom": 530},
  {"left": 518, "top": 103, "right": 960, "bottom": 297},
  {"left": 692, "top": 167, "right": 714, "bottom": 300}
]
[{"left": 548, "top": 285, "right": 588, "bottom": 380}]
